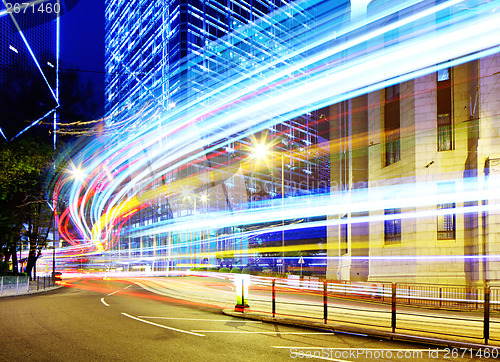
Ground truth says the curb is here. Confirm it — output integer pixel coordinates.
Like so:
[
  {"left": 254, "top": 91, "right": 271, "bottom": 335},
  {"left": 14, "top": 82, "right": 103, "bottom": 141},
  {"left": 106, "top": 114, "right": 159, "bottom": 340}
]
[{"left": 222, "top": 309, "right": 499, "bottom": 350}]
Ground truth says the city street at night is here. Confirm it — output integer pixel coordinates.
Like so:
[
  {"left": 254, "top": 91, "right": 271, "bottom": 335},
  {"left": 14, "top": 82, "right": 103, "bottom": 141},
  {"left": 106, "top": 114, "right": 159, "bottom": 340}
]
[
  {"left": 2, "top": 0, "right": 500, "bottom": 359},
  {"left": 0, "top": 279, "right": 497, "bottom": 361}
]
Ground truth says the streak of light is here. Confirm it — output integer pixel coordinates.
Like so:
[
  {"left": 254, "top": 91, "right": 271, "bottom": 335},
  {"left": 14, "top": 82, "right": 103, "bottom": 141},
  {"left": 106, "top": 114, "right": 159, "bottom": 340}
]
[{"left": 47, "top": 0, "right": 500, "bottom": 265}]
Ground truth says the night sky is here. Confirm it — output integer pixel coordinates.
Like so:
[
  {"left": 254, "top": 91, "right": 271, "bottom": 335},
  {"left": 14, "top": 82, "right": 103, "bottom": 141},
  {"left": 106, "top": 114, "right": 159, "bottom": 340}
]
[{"left": 59, "top": 0, "right": 105, "bottom": 115}]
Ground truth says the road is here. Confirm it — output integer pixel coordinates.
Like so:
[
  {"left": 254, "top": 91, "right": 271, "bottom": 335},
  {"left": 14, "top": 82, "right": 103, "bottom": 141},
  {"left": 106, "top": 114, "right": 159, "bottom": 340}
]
[
  {"left": 132, "top": 274, "right": 500, "bottom": 344},
  {"left": 0, "top": 278, "right": 497, "bottom": 361}
]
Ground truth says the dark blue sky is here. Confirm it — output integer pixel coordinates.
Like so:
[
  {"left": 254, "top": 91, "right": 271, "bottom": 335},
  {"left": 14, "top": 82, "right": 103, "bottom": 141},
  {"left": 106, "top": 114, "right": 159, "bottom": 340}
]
[{"left": 59, "top": 0, "right": 105, "bottom": 113}]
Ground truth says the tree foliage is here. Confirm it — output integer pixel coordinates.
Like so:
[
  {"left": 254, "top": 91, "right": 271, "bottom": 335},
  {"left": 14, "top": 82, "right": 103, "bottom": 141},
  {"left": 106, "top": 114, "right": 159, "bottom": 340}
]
[{"left": 0, "top": 137, "right": 54, "bottom": 276}]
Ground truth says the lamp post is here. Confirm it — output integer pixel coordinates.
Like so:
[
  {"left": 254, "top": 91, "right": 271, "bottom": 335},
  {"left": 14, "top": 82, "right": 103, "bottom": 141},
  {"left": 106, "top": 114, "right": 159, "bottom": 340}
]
[
  {"left": 52, "top": 214, "right": 56, "bottom": 278},
  {"left": 250, "top": 140, "right": 286, "bottom": 275},
  {"left": 193, "top": 196, "right": 196, "bottom": 267},
  {"left": 199, "top": 192, "right": 208, "bottom": 265},
  {"left": 281, "top": 153, "right": 285, "bottom": 275},
  {"left": 47, "top": 201, "right": 57, "bottom": 279}
]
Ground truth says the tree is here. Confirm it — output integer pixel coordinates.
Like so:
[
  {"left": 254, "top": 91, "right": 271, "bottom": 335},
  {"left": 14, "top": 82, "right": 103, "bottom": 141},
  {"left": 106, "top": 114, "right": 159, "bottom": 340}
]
[
  {"left": 0, "top": 137, "right": 54, "bottom": 277},
  {"left": 0, "top": 61, "right": 101, "bottom": 276}
]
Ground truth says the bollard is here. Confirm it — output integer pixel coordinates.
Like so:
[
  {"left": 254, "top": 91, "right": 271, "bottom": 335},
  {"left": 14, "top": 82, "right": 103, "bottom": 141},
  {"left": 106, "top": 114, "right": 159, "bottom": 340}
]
[
  {"left": 234, "top": 274, "right": 250, "bottom": 312},
  {"left": 37, "top": 276, "right": 39, "bottom": 291},
  {"left": 16, "top": 276, "right": 19, "bottom": 295},
  {"left": 391, "top": 283, "right": 397, "bottom": 333},
  {"left": 0, "top": 276, "right": 3, "bottom": 295},
  {"left": 484, "top": 285, "right": 490, "bottom": 345},
  {"left": 272, "top": 279, "right": 276, "bottom": 318},
  {"left": 241, "top": 279, "right": 245, "bottom": 313},
  {"left": 323, "top": 281, "right": 328, "bottom": 324}
]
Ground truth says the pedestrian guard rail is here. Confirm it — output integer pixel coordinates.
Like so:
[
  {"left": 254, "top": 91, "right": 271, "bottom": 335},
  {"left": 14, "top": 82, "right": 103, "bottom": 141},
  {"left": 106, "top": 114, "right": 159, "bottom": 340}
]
[
  {"left": 240, "top": 274, "right": 500, "bottom": 345},
  {"left": 0, "top": 275, "right": 29, "bottom": 295},
  {"left": 248, "top": 275, "right": 500, "bottom": 311},
  {"left": 0, "top": 275, "right": 56, "bottom": 296}
]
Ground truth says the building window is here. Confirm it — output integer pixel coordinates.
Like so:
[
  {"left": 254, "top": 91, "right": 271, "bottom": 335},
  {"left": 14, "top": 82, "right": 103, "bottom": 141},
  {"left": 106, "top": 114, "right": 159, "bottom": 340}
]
[
  {"left": 437, "top": 203, "right": 456, "bottom": 240},
  {"left": 386, "top": 136, "right": 400, "bottom": 165},
  {"left": 437, "top": 114, "right": 452, "bottom": 151},
  {"left": 341, "top": 214, "right": 348, "bottom": 255},
  {"left": 384, "top": 208, "right": 401, "bottom": 244},
  {"left": 437, "top": 68, "right": 453, "bottom": 151},
  {"left": 437, "top": 182, "right": 456, "bottom": 240},
  {"left": 385, "top": 84, "right": 400, "bottom": 166}
]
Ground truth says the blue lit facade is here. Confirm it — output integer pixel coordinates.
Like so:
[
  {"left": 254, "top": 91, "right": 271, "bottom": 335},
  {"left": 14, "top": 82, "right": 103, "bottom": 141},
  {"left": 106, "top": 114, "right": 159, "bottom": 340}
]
[
  {"left": 104, "top": 0, "right": 329, "bottom": 272},
  {"left": 105, "top": 0, "right": 319, "bottom": 118},
  {"left": 0, "top": 4, "right": 59, "bottom": 141}
]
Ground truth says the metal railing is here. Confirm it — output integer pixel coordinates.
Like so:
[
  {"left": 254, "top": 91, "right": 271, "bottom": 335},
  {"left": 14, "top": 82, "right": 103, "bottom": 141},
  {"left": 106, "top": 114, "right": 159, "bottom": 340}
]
[
  {"left": 0, "top": 276, "right": 56, "bottom": 296},
  {"left": 0, "top": 275, "right": 29, "bottom": 295},
  {"left": 280, "top": 278, "right": 499, "bottom": 312},
  {"left": 246, "top": 276, "right": 500, "bottom": 345}
]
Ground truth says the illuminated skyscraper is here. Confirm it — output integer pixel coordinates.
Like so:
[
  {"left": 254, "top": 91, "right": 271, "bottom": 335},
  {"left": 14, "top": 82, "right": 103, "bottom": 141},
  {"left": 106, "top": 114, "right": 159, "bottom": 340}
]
[
  {"left": 0, "top": 3, "right": 59, "bottom": 142},
  {"left": 104, "top": 0, "right": 330, "bottom": 271},
  {"left": 105, "top": 1, "right": 320, "bottom": 119}
]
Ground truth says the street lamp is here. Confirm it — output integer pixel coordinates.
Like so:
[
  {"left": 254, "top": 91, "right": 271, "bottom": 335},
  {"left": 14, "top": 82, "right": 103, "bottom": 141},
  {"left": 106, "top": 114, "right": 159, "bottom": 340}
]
[
  {"left": 52, "top": 215, "right": 56, "bottom": 278},
  {"left": 281, "top": 152, "right": 285, "bottom": 275},
  {"left": 183, "top": 190, "right": 209, "bottom": 268},
  {"left": 46, "top": 201, "right": 57, "bottom": 279},
  {"left": 250, "top": 141, "right": 286, "bottom": 275}
]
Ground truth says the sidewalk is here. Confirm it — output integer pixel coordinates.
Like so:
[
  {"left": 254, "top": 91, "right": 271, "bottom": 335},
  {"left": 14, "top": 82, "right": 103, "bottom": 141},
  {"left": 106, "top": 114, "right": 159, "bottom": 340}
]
[{"left": 223, "top": 308, "right": 500, "bottom": 350}]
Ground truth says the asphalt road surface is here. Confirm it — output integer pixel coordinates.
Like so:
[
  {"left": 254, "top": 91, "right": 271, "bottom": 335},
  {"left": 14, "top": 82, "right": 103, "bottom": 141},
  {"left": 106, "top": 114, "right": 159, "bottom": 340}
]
[
  {"left": 0, "top": 278, "right": 496, "bottom": 361},
  {"left": 133, "top": 275, "right": 500, "bottom": 343}
]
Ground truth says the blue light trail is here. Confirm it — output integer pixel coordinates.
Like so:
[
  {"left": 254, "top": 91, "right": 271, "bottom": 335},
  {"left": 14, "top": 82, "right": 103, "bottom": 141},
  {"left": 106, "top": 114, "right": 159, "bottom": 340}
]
[{"left": 47, "top": 0, "right": 500, "bottom": 270}]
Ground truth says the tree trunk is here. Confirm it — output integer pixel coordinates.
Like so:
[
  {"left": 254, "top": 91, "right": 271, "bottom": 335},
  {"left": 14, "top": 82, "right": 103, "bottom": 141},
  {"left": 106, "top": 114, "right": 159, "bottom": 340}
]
[
  {"left": 24, "top": 202, "right": 53, "bottom": 279},
  {"left": 25, "top": 242, "right": 38, "bottom": 279},
  {"left": 10, "top": 244, "right": 18, "bottom": 273},
  {"left": 25, "top": 208, "right": 38, "bottom": 279}
]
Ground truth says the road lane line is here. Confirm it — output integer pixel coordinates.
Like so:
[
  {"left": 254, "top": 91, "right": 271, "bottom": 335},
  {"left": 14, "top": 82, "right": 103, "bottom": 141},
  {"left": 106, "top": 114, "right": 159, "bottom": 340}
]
[
  {"left": 107, "top": 290, "right": 119, "bottom": 296},
  {"left": 121, "top": 313, "right": 205, "bottom": 337},
  {"left": 100, "top": 298, "right": 110, "bottom": 307},
  {"left": 124, "top": 285, "right": 132, "bottom": 289},
  {"left": 138, "top": 316, "right": 262, "bottom": 323},
  {"left": 191, "top": 331, "right": 335, "bottom": 334}
]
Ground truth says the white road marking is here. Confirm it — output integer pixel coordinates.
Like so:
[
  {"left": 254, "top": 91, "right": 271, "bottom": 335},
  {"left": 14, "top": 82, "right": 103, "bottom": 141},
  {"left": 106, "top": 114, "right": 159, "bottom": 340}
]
[
  {"left": 191, "top": 330, "right": 335, "bottom": 334},
  {"left": 100, "top": 298, "right": 110, "bottom": 307},
  {"left": 107, "top": 290, "right": 119, "bottom": 296},
  {"left": 124, "top": 285, "right": 132, "bottom": 289},
  {"left": 121, "top": 313, "right": 205, "bottom": 337},
  {"left": 138, "top": 316, "right": 262, "bottom": 323}
]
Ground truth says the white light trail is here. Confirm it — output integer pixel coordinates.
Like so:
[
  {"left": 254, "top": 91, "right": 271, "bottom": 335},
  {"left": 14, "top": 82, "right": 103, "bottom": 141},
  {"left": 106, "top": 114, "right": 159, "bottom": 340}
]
[{"left": 49, "top": 0, "right": 500, "bottom": 262}]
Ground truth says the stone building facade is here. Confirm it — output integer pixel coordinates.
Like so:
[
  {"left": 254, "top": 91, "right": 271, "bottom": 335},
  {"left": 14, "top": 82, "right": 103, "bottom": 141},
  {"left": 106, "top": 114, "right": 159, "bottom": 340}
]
[{"left": 327, "top": 54, "right": 500, "bottom": 286}]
